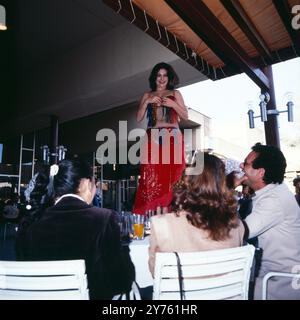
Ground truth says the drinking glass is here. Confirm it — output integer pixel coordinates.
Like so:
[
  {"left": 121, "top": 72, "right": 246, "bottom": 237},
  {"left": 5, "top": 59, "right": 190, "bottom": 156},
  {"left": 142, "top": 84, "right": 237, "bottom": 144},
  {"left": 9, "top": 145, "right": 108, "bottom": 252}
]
[
  {"left": 133, "top": 214, "right": 145, "bottom": 240},
  {"left": 224, "top": 159, "right": 244, "bottom": 178},
  {"left": 118, "top": 211, "right": 132, "bottom": 243}
]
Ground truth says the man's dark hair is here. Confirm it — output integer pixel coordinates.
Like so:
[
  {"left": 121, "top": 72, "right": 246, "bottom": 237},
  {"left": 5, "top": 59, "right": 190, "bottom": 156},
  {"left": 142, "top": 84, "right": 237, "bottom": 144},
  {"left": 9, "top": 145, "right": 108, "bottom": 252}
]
[
  {"left": 251, "top": 143, "right": 286, "bottom": 184},
  {"left": 293, "top": 177, "right": 300, "bottom": 187}
]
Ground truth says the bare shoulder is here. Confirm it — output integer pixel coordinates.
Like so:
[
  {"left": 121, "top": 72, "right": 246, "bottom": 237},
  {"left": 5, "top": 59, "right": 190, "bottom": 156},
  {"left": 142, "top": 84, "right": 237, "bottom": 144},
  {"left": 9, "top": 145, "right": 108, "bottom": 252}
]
[
  {"left": 142, "top": 92, "right": 151, "bottom": 99},
  {"left": 174, "top": 90, "right": 182, "bottom": 97},
  {"left": 174, "top": 90, "right": 184, "bottom": 100},
  {"left": 138, "top": 92, "right": 150, "bottom": 107}
]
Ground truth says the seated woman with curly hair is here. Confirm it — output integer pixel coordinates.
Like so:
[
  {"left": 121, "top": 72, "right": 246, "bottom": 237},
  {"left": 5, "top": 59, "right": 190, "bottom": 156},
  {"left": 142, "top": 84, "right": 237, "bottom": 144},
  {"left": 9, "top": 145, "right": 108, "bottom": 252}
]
[{"left": 148, "top": 152, "right": 245, "bottom": 276}]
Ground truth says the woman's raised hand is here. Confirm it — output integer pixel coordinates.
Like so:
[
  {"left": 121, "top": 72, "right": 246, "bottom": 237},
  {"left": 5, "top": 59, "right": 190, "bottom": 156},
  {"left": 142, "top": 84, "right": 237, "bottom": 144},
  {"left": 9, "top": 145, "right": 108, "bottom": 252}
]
[
  {"left": 161, "top": 96, "right": 175, "bottom": 108},
  {"left": 147, "top": 95, "right": 163, "bottom": 106}
]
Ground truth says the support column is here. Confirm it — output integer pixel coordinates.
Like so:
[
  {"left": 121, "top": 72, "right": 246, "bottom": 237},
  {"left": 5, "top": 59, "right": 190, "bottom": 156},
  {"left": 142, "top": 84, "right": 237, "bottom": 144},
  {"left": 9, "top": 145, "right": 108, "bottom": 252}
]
[
  {"left": 262, "top": 66, "right": 280, "bottom": 148},
  {"left": 50, "top": 115, "right": 59, "bottom": 164}
]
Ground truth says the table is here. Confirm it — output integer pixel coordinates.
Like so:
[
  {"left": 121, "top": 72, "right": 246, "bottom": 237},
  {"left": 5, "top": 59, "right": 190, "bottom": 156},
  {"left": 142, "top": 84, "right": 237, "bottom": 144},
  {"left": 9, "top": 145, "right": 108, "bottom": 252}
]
[{"left": 129, "top": 236, "right": 153, "bottom": 288}]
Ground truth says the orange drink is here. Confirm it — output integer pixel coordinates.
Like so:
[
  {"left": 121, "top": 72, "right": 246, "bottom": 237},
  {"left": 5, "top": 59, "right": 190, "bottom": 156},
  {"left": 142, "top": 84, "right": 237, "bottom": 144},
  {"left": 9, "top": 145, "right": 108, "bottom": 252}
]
[
  {"left": 133, "top": 223, "right": 144, "bottom": 240},
  {"left": 133, "top": 214, "right": 144, "bottom": 240}
]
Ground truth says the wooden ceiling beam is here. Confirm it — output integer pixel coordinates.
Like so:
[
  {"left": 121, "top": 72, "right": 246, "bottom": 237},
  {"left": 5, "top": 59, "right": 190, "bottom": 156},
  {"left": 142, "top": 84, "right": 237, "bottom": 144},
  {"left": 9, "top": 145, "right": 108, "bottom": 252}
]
[
  {"left": 272, "top": 0, "right": 300, "bottom": 56},
  {"left": 220, "top": 0, "right": 273, "bottom": 60},
  {"left": 102, "top": 0, "right": 229, "bottom": 81},
  {"left": 166, "top": 0, "right": 270, "bottom": 91},
  {"left": 254, "top": 45, "right": 299, "bottom": 66}
]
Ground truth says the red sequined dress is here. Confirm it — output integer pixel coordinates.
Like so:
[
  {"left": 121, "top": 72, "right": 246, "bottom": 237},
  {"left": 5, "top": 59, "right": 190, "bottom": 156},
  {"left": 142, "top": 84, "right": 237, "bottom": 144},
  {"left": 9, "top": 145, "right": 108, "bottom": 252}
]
[{"left": 133, "top": 95, "right": 186, "bottom": 214}]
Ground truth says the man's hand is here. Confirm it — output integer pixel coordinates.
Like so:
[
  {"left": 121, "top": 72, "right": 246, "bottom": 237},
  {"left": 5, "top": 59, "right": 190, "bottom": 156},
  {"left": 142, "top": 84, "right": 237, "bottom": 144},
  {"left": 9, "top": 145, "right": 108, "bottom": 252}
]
[{"left": 234, "top": 174, "right": 248, "bottom": 188}]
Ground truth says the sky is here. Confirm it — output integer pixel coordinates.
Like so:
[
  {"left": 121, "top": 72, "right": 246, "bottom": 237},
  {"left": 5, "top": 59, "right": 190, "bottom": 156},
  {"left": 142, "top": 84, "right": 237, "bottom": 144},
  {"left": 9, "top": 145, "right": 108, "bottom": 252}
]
[{"left": 178, "top": 57, "right": 300, "bottom": 175}]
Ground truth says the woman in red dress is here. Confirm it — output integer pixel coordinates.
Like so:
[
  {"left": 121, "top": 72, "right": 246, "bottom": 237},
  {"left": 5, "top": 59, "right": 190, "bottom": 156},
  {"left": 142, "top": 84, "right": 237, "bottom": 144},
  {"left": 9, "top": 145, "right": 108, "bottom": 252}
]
[{"left": 133, "top": 62, "right": 188, "bottom": 215}]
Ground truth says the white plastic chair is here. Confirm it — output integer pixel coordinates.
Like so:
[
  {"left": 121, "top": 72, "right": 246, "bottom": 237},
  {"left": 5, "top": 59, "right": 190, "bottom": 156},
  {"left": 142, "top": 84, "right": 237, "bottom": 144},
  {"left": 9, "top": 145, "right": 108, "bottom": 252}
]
[
  {"left": 0, "top": 259, "right": 89, "bottom": 300},
  {"left": 262, "top": 272, "right": 300, "bottom": 300},
  {"left": 112, "top": 281, "right": 141, "bottom": 300},
  {"left": 153, "top": 244, "right": 255, "bottom": 300}
]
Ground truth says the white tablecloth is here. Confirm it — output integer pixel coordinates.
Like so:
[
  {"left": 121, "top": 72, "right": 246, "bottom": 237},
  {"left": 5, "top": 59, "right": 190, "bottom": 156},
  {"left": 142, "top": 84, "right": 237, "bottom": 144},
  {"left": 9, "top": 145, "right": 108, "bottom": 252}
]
[{"left": 129, "top": 236, "right": 153, "bottom": 288}]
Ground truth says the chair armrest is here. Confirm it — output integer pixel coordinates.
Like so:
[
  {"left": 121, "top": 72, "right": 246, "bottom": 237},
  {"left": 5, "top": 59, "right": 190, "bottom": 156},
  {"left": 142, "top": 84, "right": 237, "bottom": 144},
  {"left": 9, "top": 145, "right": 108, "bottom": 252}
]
[{"left": 262, "top": 272, "right": 300, "bottom": 300}]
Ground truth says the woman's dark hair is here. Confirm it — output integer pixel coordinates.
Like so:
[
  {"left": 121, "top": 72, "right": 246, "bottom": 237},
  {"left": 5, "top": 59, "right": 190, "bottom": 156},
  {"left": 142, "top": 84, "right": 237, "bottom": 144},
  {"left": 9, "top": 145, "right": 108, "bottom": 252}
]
[
  {"left": 251, "top": 143, "right": 286, "bottom": 184},
  {"left": 172, "top": 153, "right": 239, "bottom": 241},
  {"left": 226, "top": 171, "right": 237, "bottom": 190},
  {"left": 148, "top": 62, "right": 179, "bottom": 91},
  {"left": 53, "top": 159, "right": 93, "bottom": 197}
]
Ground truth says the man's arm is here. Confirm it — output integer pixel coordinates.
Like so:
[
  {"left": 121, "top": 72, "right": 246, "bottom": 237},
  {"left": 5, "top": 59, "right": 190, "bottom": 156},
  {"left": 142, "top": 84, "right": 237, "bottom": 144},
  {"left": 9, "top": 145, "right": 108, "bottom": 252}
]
[{"left": 245, "top": 194, "right": 283, "bottom": 238}]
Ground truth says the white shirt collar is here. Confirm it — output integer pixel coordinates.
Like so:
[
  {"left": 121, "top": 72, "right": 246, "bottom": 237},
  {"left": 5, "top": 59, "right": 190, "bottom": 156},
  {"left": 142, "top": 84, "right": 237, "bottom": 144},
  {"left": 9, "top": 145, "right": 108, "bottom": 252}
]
[
  {"left": 252, "top": 183, "right": 279, "bottom": 200},
  {"left": 55, "top": 194, "right": 87, "bottom": 205}
]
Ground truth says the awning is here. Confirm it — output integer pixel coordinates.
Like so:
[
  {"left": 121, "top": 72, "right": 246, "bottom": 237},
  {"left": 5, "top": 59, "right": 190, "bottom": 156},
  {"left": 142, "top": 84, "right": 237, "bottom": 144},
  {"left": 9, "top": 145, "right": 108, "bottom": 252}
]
[{"left": 103, "top": 0, "right": 300, "bottom": 91}]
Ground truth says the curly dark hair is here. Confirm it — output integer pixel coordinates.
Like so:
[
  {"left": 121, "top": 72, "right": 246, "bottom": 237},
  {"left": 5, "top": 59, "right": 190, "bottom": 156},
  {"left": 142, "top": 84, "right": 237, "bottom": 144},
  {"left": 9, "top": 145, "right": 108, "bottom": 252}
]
[
  {"left": 148, "top": 62, "right": 179, "bottom": 91},
  {"left": 171, "top": 153, "right": 239, "bottom": 241},
  {"left": 251, "top": 143, "right": 286, "bottom": 184}
]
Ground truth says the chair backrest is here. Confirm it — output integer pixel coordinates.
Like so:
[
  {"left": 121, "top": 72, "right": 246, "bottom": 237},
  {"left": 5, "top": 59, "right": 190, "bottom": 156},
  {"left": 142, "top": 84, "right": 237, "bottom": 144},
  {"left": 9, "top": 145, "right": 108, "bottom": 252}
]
[
  {"left": 112, "top": 281, "right": 141, "bottom": 300},
  {"left": 0, "top": 259, "right": 89, "bottom": 300},
  {"left": 153, "top": 244, "right": 255, "bottom": 300}
]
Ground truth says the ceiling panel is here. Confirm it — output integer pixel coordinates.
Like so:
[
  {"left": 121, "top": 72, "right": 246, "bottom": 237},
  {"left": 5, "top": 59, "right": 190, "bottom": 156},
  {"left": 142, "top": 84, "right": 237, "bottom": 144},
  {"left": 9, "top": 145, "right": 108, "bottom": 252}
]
[{"left": 14, "top": 0, "right": 126, "bottom": 69}]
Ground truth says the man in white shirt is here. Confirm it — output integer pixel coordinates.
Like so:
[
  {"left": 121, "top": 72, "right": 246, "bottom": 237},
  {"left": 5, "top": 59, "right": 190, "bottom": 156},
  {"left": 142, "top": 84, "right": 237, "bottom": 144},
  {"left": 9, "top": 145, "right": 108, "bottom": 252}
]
[{"left": 240, "top": 143, "right": 300, "bottom": 300}]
